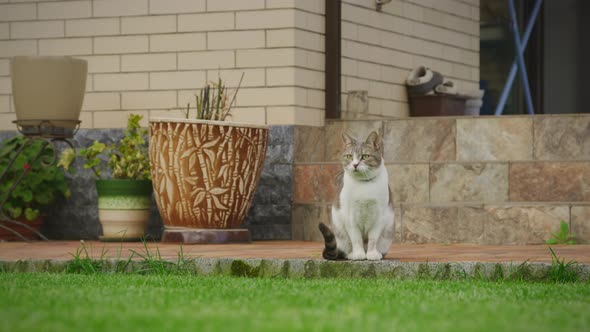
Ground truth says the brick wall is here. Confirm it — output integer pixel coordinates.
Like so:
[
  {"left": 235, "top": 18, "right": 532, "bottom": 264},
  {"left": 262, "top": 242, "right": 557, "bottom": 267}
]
[
  {"left": 0, "top": 0, "right": 326, "bottom": 129},
  {"left": 341, "top": 0, "right": 480, "bottom": 119}
]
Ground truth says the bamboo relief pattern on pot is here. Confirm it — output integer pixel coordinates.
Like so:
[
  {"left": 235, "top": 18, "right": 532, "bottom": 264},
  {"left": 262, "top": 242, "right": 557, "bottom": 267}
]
[{"left": 149, "top": 121, "right": 268, "bottom": 229}]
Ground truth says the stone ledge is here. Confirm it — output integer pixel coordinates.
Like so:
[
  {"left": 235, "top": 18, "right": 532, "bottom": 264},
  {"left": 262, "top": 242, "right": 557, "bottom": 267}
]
[{"left": 1, "top": 258, "right": 588, "bottom": 282}]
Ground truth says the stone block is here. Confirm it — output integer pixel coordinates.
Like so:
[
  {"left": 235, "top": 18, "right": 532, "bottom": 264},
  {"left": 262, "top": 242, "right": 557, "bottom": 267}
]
[
  {"left": 510, "top": 162, "right": 590, "bottom": 202},
  {"left": 401, "top": 205, "right": 485, "bottom": 244},
  {"left": 534, "top": 116, "right": 590, "bottom": 160},
  {"left": 430, "top": 163, "right": 508, "bottom": 203},
  {"left": 484, "top": 205, "right": 569, "bottom": 244},
  {"left": 387, "top": 164, "right": 429, "bottom": 204},
  {"left": 457, "top": 117, "right": 532, "bottom": 161},
  {"left": 383, "top": 118, "right": 455, "bottom": 162},
  {"left": 571, "top": 206, "right": 590, "bottom": 244},
  {"left": 294, "top": 126, "right": 325, "bottom": 163},
  {"left": 293, "top": 164, "right": 340, "bottom": 204},
  {"left": 292, "top": 204, "right": 330, "bottom": 241},
  {"left": 324, "top": 120, "right": 382, "bottom": 161}
]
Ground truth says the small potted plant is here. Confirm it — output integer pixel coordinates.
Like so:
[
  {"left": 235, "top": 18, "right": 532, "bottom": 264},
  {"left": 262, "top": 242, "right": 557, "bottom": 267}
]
[
  {"left": 60, "top": 114, "right": 152, "bottom": 241},
  {"left": 0, "top": 136, "right": 70, "bottom": 240},
  {"left": 149, "top": 75, "right": 268, "bottom": 243}
]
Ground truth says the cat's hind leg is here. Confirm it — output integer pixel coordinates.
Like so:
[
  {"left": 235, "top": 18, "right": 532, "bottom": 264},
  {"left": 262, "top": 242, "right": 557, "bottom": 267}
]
[{"left": 377, "top": 208, "right": 395, "bottom": 257}]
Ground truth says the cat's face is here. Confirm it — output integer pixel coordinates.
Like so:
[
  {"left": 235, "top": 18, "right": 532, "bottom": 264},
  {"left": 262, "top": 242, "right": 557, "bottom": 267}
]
[{"left": 341, "top": 131, "right": 383, "bottom": 180}]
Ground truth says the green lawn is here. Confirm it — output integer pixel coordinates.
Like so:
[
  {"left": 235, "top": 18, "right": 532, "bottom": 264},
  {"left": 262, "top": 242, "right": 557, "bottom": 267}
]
[{"left": 1, "top": 273, "right": 588, "bottom": 332}]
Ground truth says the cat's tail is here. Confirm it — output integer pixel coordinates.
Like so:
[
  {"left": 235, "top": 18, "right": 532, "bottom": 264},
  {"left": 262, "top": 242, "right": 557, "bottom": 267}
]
[{"left": 318, "top": 222, "right": 345, "bottom": 260}]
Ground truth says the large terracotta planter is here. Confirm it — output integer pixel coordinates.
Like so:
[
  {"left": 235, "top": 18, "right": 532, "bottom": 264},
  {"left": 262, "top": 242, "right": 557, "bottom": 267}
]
[
  {"left": 10, "top": 56, "right": 87, "bottom": 137},
  {"left": 96, "top": 179, "right": 152, "bottom": 241},
  {"left": 149, "top": 118, "right": 268, "bottom": 238}
]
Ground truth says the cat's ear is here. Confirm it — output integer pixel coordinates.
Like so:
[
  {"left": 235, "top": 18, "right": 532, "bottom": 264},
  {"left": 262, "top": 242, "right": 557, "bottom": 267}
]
[
  {"left": 342, "top": 132, "right": 355, "bottom": 146},
  {"left": 365, "top": 131, "right": 381, "bottom": 151}
]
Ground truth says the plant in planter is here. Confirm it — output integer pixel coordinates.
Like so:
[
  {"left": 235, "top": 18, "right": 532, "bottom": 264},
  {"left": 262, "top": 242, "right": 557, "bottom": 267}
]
[
  {"left": 0, "top": 136, "right": 70, "bottom": 240},
  {"left": 149, "top": 75, "right": 268, "bottom": 244},
  {"left": 60, "top": 114, "right": 152, "bottom": 241}
]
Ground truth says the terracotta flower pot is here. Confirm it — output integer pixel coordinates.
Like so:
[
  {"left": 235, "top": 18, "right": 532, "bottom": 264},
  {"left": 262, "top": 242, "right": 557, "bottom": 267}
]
[
  {"left": 149, "top": 118, "right": 268, "bottom": 234},
  {"left": 0, "top": 217, "right": 44, "bottom": 241},
  {"left": 10, "top": 56, "right": 87, "bottom": 137}
]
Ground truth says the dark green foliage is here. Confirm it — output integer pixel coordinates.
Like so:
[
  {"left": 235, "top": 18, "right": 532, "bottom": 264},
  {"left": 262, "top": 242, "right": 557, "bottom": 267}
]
[
  {"left": 548, "top": 247, "right": 579, "bottom": 283},
  {"left": 0, "top": 136, "right": 70, "bottom": 221}
]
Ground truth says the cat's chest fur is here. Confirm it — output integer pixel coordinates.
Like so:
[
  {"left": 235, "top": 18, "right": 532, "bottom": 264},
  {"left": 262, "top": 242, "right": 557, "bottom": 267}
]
[{"left": 338, "top": 165, "right": 390, "bottom": 225}]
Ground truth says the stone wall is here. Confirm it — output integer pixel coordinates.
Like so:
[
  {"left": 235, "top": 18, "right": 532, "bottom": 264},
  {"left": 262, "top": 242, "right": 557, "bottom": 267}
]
[
  {"left": 0, "top": 125, "right": 293, "bottom": 240},
  {"left": 293, "top": 114, "right": 590, "bottom": 244}
]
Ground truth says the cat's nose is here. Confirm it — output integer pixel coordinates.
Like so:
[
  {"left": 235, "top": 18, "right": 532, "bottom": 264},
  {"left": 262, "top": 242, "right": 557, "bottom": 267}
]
[{"left": 352, "top": 163, "right": 359, "bottom": 169}]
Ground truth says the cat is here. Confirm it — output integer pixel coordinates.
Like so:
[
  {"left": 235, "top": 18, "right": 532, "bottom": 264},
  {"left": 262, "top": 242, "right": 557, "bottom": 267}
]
[{"left": 319, "top": 131, "right": 394, "bottom": 261}]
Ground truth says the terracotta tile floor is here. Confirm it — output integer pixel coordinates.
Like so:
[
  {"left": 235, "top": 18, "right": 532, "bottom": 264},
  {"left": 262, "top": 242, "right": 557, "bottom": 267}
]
[{"left": 0, "top": 241, "right": 589, "bottom": 264}]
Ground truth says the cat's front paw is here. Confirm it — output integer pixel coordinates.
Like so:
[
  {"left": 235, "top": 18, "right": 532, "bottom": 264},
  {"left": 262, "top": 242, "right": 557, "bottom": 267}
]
[
  {"left": 348, "top": 251, "right": 366, "bottom": 260},
  {"left": 366, "top": 251, "right": 383, "bottom": 261}
]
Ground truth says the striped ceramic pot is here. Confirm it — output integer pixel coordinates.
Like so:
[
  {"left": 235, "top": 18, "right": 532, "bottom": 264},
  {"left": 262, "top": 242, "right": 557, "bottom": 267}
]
[
  {"left": 96, "top": 179, "right": 152, "bottom": 241},
  {"left": 149, "top": 118, "right": 268, "bottom": 229}
]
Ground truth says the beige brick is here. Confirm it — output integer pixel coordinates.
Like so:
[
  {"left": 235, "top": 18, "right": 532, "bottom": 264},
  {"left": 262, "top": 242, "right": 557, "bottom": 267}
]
[
  {"left": 94, "top": 73, "right": 148, "bottom": 91},
  {"left": 93, "top": 0, "right": 148, "bottom": 17},
  {"left": 266, "top": 29, "right": 324, "bottom": 52},
  {"left": 296, "top": 49, "right": 324, "bottom": 71},
  {"left": 236, "top": 9, "right": 296, "bottom": 29},
  {"left": 150, "top": 33, "right": 206, "bottom": 52},
  {"left": 227, "top": 107, "right": 266, "bottom": 125},
  {"left": 122, "top": 90, "right": 176, "bottom": 109},
  {"left": 78, "top": 55, "right": 120, "bottom": 73},
  {"left": 66, "top": 18, "right": 119, "bottom": 37},
  {"left": 0, "top": 77, "right": 11, "bottom": 94},
  {"left": 267, "top": 67, "right": 324, "bottom": 89},
  {"left": 358, "top": 61, "right": 381, "bottom": 81},
  {"left": 207, "top": 0, "right": 264, "bottom": 11},
  {"left": 121, "top": 53, "right": 176, "bottom": 72},
  {"left": 39, "top": 1, "right": 91, "bottom": 19},
  {"left": 266, "top": 0, "right": 324, "bottom": 13},
  {"left": 341, "top": 58, "right": 357, "bottom": 76},
  {"left": 178, "top": 51, "right": 234, "bottom": 69},
  {"left": 94, "top": 36, "right": 148, "bottom": 54},
  {"left": 39, "top": 38, "right": 92, "bottom": 56},
  {"left": 149, "top": 0, "right": 205, "bottom": 14},
  {"left": 237, "top": 87, "right": 304, "bottom": 106},
  {"left": 306, "top": 88, "right": 323, "bottom": 108},
  {"left": 149, "top": 109, "right": 186, "bottom": 120},
  {"left": 0, "top": 59, "right": 10, "bottom": 76},
  {"left": 0, "top": 23, "right": 7, "bottom": 39},
  {"left": 150, "top": 70, "right": 205, "bottom": 90},
  {"left": 207, "top": 30, "right": 264, "bottom": 50},
  {"left": 78, "top": 111, "right": 93, "bottom": 128},
  {"left": 178, "top": 12, "right": 234, "bottom": 32},
  {"left": 237, "top": 48, "right": 295, "bottom": 68},
  {"left": 341, "top": 21, "right": 357, "bottom": 40},
  {"left": 206, "top": 68, "right": 265, "bottom": 87},
  {"left": 358, "top": 25, "right": 381, "bottom": 46},
  {"left": 267, "top": 106, "right": 323, "bottom": 126},
  {"left": 0, "top": 113, "right": 17, "bottom": 131},
  {"left": 82, "top": 92, "right": 120, "bottom": 111},
  {"left": 0, "top": 95, "right": 9, "bottom": 113},
  {"left": 93, "top": 110, "right": 135, "bottom": 128},
  {"left": 0, "top": 40, "right": 36, "bottom": 57},
  {"left": 11, "top": 21, "right": 64, "bottom": 39},
  {"left": 121, "top": 15, "right": 176, "bottom": 34},
  {"left": 0, "top": 3, "right": 36, "bottom": 21}
]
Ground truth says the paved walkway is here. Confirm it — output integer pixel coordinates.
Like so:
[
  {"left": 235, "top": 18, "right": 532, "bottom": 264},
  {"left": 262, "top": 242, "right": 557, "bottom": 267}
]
[{"left": 0, "top": 241, "right": 588, "bottom": 263}]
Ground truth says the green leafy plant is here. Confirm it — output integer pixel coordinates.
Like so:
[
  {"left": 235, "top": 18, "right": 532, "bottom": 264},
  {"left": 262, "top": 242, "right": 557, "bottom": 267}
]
[
  {"left": 0, "top": 136, "right": 71, "bottom": 221},
  {"left": 548, "top": 247, "right": 578, "bottom": 283},
  {"left": 546, "top": 220, "right": 576, "bottom": 245},
  {"left": 182, "top": 74, "right": 244, "bottom": 121},
  {"left": 59, "top": 114, "right": 150, "bottom": 180}
]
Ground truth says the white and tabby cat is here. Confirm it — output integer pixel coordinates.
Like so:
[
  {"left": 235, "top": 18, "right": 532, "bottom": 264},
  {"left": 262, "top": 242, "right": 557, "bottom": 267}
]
[{"left": 319, "top": 131, "right": 394, "bottom": 261}]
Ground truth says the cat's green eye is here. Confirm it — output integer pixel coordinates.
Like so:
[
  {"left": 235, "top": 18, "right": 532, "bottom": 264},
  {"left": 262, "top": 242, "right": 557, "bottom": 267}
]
[
  {"left": 344, "top": 154, "right": 353, "bottom": 161},
  {"left": 361, "top": 154, "right": 370, "bottom": 160}
]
